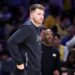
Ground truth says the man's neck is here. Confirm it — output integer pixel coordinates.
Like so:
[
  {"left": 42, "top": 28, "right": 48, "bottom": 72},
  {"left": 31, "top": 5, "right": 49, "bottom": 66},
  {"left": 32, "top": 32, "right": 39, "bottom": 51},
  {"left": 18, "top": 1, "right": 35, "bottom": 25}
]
[{"left": 30, "top": 19, "right": 40, "bottom": 27}]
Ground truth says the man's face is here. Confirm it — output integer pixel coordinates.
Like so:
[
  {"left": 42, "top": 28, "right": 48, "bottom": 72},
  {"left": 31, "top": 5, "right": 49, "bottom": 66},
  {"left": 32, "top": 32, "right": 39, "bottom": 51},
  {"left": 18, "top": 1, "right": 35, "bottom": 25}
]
[
  {"left": 53, "top": 36, "right": 60, "bottom": 46},
  {"left": 44, "top": 31, "right": 53, "bottom": 43},
  {"left": 30, "top": 8, "right": 44, "bottom": 26}
]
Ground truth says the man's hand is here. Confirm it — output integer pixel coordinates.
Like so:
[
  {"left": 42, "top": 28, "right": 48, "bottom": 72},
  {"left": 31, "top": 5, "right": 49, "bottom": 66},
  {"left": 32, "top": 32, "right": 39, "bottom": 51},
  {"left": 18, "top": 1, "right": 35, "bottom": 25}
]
[{"left": 17, "top": 64, "right": 25, "bottom": 70}]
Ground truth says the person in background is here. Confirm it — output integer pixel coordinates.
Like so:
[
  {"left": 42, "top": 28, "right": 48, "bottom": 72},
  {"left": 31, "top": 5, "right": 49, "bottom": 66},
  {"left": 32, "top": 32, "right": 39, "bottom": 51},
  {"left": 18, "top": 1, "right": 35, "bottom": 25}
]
[
  {"left": 41, "top": 29, "right": 60, "bottom": 75},
  {"left": 66, "top": 49, "right": 75, "bottom": 75},
  {"left": 53, "top": 34, "right": 69, "bottom": 63}
]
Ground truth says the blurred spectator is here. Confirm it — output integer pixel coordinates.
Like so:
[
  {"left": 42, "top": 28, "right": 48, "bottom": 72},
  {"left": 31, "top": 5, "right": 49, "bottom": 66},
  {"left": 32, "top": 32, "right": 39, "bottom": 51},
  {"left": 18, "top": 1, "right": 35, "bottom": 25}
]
[
  {"left": 57, "top": 13, "right": 69, "bottom": 38},
  {"left": 66, "top": 50, "right": 75, "bottom": 69},
  {"left": 67, "top": 16, "right": 75, "bottom": 36},
  {"left": 51, "top": 12, "right": 70, "bottom": 39},
  {"left": 44, "top": 5, "right": 61, "bottom": 29},
  {"left": 40, "top": 27, "right": 46, "bottom": 41},
  {"left": 53, "top": 34, "right": 69, "bottom": 63},
  {"left": 66, "top": 50, "right": 75, "bottom": 75},
  {"left": 41, "top": 29, "right": 60, "bottom": 75},
  {"left": 61, "top": 28, "right": 73, "bottom": 46},
  {"left": 66, "top": 36, "right": 75, "bottom": 49},
  {"left": 64, "top": 36, "right": 75, "bottom": 75}
]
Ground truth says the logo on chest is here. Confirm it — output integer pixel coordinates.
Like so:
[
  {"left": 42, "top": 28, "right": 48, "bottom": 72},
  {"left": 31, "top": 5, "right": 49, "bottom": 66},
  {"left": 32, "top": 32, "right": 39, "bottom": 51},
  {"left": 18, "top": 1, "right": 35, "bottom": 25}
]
[{"left": 36, "top": 35, "right": 41, "bottom": 45}]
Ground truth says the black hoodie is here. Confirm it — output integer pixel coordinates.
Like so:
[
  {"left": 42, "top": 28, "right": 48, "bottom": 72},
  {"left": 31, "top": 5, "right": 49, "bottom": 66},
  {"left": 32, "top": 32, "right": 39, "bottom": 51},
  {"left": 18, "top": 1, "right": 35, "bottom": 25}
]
[{"left": 7, "top": 19, "right": 42, "bottom": 71}]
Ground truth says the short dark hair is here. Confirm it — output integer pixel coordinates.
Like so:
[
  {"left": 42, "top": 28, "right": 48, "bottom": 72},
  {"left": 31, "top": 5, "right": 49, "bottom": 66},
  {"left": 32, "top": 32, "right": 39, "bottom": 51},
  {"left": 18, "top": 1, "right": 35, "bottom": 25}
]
[{"left": 30, "top": 4, "right": 45, "bottom": 12}]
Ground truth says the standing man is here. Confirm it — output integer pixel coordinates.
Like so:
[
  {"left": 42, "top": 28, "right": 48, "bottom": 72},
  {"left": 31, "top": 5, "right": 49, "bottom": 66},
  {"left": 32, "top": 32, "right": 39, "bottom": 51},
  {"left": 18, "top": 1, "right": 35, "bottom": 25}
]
[{"left": 7, "top": 4, "right": 45, "bottom": 75}]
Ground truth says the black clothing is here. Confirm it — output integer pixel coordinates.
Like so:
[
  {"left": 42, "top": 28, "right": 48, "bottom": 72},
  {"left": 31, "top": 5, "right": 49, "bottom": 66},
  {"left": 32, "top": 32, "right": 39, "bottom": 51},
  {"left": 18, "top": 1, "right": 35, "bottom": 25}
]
[
  {"left": 41, "top": 44, "right": 60, "bottom": 75},
  {"left": 7, "top": 19, "right": 42, "bottom": 72}
]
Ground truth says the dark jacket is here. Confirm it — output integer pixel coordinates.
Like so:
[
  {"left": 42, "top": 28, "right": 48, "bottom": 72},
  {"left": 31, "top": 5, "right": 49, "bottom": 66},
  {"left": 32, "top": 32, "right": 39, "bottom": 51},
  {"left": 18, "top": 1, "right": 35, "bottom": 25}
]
[
  {"left": 7, "top": 20, "right": 42, "bottom": 71},
  {"left": 41, "top": 44, "right": 60, "bottom": 75}
]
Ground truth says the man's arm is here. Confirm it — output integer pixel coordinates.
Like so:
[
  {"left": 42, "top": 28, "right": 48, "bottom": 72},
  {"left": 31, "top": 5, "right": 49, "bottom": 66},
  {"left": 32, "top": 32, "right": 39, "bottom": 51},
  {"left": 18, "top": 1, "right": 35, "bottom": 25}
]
[
  {"left": 63, "top": 46, "right": 69, "bottom": 62},
  {"left": 7, "top": 25, "right": 31, "bottom": 69},
  {"left": 66, "top": 36, "right": 75, "bottom": 48}
]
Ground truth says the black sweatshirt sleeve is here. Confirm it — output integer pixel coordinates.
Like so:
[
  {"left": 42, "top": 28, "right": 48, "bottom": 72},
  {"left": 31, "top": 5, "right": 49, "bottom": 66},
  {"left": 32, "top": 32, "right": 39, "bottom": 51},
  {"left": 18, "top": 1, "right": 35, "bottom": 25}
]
[{"left": 7, "top": 25, "right": 31, "bottom": 65}]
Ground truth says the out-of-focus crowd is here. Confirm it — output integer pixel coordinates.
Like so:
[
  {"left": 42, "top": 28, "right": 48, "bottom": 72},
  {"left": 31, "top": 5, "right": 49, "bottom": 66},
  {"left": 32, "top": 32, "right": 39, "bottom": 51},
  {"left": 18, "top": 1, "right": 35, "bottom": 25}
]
[{"left": 0, "top": 0, "right": 75, "bottom": 75}]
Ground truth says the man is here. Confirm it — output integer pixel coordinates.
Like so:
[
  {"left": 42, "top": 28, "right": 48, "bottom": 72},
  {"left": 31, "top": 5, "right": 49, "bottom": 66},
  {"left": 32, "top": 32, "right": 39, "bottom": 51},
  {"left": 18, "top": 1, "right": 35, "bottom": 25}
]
[
  {"left": 53, "top": 34, "right": 69, "bottom": 62},
  {"left": 41, "top": 29, "right": 60, "bottom": 75},
  {"left": 7, "top": 4, "right": 45, "bottom": 75}
]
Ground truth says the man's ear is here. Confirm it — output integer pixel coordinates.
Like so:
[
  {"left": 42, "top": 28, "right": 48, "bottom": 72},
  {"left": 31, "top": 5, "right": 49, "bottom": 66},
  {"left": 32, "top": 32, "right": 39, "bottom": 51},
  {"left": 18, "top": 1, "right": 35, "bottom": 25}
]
[{"left": 30, "top": 11, "right": 34, "bottom": 19}]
